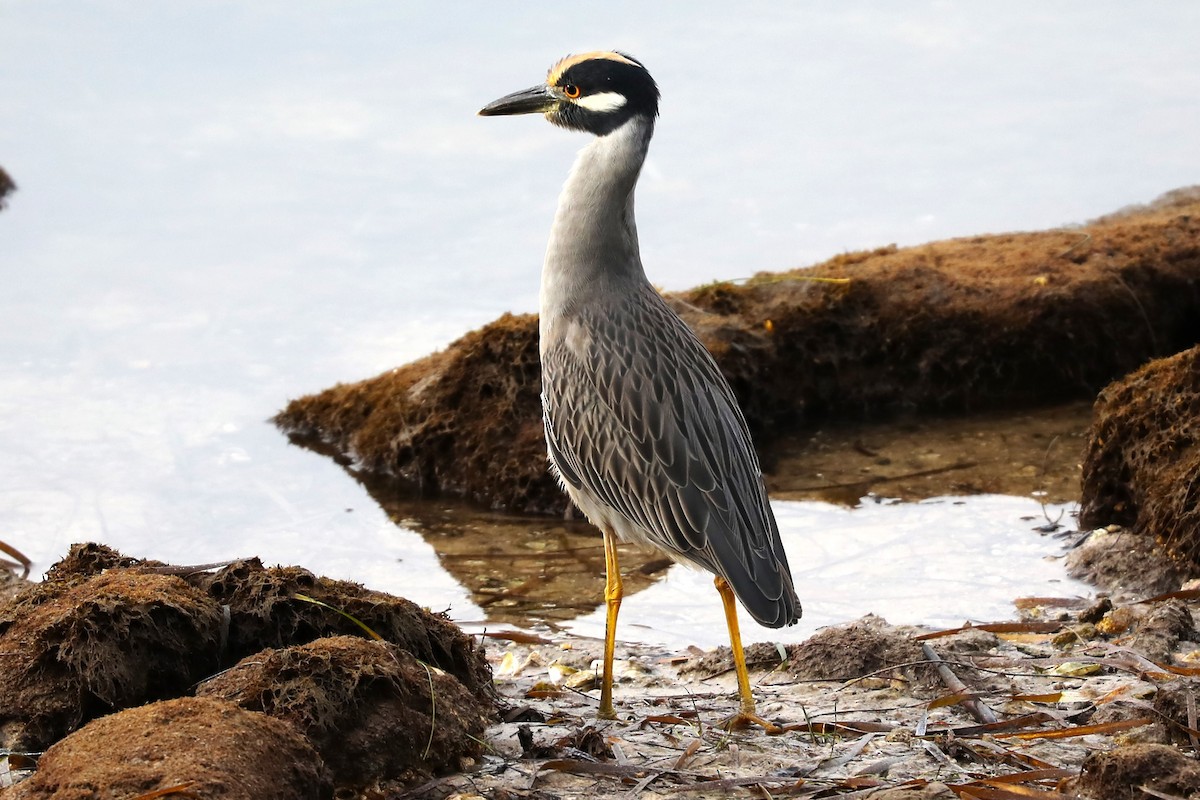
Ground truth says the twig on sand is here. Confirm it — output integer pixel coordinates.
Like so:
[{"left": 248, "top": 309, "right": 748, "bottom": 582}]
[{"left": 920, "top": 643, "right": 999, "bottom": 725}]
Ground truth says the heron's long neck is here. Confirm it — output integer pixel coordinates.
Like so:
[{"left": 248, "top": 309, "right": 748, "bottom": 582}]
[{"left": 541, "top": 116, "right": 655, "bottom": 321}]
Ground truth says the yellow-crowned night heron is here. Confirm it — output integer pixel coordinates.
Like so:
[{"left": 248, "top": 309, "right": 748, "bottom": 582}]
[{"left": 480, "top": 51, "right": 800, "bottom": 727}]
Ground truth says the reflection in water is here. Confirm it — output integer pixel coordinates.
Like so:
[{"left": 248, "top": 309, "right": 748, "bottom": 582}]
[
  {"left": 355, "top": 461, "right": 1092, "bottom": 648},
  {"left": 568, "top": 494, "right": 1094, "bottom": 648},
  {"left": 769, "top": 402, "right": 1092, "bottom": 507},
  {"left": 320, "top": 400, "right": 1098, "bottom": 646},
  {"left": 363, "top": 490, "right": 664, "bottom": 629}
]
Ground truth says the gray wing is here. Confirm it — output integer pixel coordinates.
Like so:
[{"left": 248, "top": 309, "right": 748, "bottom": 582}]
[{"left": 542, "top": 284, "right": 800, "bottom": 627}]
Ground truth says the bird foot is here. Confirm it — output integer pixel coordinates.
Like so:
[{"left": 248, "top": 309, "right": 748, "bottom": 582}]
[{"left": 720, "top": 711, "right": 784, "bottom": 735}]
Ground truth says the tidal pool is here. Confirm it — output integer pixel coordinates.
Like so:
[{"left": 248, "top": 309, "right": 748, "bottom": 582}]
[{"left": 367, "top": 489, "right": 1091, "bottom": 648}]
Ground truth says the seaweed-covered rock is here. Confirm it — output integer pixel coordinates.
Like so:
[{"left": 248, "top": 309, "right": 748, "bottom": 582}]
[
  {"left": 784, "top": 614, "right": 925, "bottom": 682},
  {"left": 190, "top": 558, "right": 493, "bottom": 698},
  {"left": 1066, "top": 527, "right": 1188, "bottom": 599},
  {"left": 680, "top": 614, "right": 925, "bottom": 684},
  {"left": 1079, "top": 345, "right": 1200, "bottom": 573},
  {"left": 0, "top": 547, "right": 496, "bottom": 795},
  {"left": 1065, "top": 743, "right": 1200, "bottom": 800},
  {"left": 41, "top": 542, "right": 148, "bottom": 582},
  {"left": 0, "top": 697, "right": 331, "bottom": 800},
  {"left": 278, "top": 312, "right": 553, "bottom": 513},
  {"left": 0, "top": 569, "right": 223, "bottom": 749},
  {"left": 277, "top": 189, "right": 1200, "bottom": 515},
  {"left": 197, "top": 635, "right": 491, "bottom": 788}
]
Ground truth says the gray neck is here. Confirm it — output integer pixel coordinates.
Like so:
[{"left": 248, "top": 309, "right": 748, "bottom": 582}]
[{"left": 540, "top": 116, "right": 655, "bottom": 322}]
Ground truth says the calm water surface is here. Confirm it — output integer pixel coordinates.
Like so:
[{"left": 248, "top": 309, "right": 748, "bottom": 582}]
[{"left": 4, "top": 4, "right": 1196, "bottom": 644}]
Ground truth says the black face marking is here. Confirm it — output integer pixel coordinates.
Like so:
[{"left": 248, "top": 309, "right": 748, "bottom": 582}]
[{"left": 549, "top": 54, "right": 659, "bottom": 136}]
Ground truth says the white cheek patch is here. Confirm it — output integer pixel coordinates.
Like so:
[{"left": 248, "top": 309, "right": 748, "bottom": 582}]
[{"left": 575, "top": 91, "right": 627, "bottom": 113}]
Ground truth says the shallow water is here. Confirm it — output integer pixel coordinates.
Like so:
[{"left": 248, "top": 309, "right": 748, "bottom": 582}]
[
  {"left": 12, "top": 478, "right": 1092, "bottom": 649},
  {"left": 559, "top": 495, "right": 1091, "bottom": 648},
  {"left": 2, "top": 4, "right": 1190, "bottom": 643}
]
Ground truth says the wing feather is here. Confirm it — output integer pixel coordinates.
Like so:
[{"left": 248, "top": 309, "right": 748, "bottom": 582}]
[{"left": 542, "top": 284, "right": 799, "bottom": 626}]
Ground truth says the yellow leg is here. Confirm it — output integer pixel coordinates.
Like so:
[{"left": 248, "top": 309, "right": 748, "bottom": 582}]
[
  {"left": 715, "top": 576, "right": 783, "bottom": 734},
  {"left": 598, "top": 527, "right": 623, "bottom": 720}
]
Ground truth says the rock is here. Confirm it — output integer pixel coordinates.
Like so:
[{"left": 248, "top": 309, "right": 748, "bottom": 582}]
[
  {"left": 1079, "top": 596, "right": 1113, "bottom": 624},
  {"left": 276, "top": 189, "right": 1200, "bottom": 515},
  {"left": 1079, "top": 344, "right": 1200, "bottom": 575},
  {"left": 679, "top": 616, "right": 925, "bottom": 685},
  {"left": 190, "top": 558, "right": 494, "bottom": 698},
  {"left": 0, "top": 697, "right": 332, "bottom": 800},
  {"left": 1065, "top": 743, "right": 1200, "bottom": 800},
  {"left": 1128, "top": 600, "right": 1198, "bottom": 664},
  {"left": 936, "top": 627, "right": 1001, "bottom": 654},
  {"left": 0, "top": 568, "right": 223, "bottom": 749},
  {"left": 787, "top": 615, "right": 926, "bottom": 683},
  {"left": 41, "top": 542, "right": 148, "bottom": 580},
  {"left": 196, "top": 635, "right": 492, "bottom": 789},
  {"left": 277, "top": 312, "right": 556, "bottom": 514},
  {"left": 1066, "top": 527, "right": 1187, "bottom": 599},
  {"left": 0, "top": 546, "right": 495, "bottom": 793}
]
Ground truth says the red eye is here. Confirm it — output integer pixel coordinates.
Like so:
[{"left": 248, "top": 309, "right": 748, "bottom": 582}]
[{"left": 562, "top": 84, "right": 581, "bottom": 99}]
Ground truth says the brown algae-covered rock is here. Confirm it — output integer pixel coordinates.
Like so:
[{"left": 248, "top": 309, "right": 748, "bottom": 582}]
[
  {"left": 197, "top": 635, "right": 491, "bottom": 788},
  {"left": 1080, "top": 344, "right": 1200, "bottom": 573},
  {"left": 0, "top": 697, "right": 332, "bottom": 800},
  {"left": 0, "top": 569, "right": 223, "bottom": 749},
  {"left": 276, "top": 190, "right": 1200, "bottom": 515},
  {"left": 279, "top": 312, "right": 555, "bottom": 513},
  {"left": 0, "top": 547, "right": 496, "bottom": 794},
  {"left": 784, "top": 614, "right": 925, "bottom": 682},
  {"left": 190, "top": 558, "right": 493, "bottom": 698},
  {"left": 1066, "top": 527, "right": 1188, "bottom": 599},
  {"left": 681, "top": 614, "right": 925, "bottom": 684},
  {"left": 40, "top": 542, "right": 148, "bottom": 582},
  {"left": 1065, "top": 743, "right": 1200, "bottom": 800}
]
